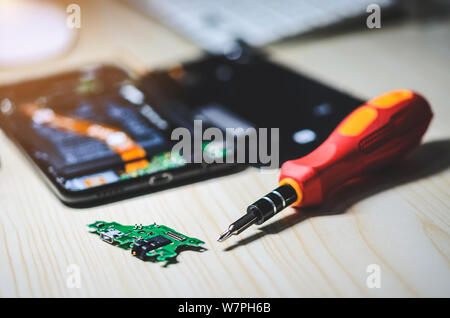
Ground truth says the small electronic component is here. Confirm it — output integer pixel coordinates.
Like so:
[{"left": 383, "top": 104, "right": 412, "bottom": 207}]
[
  {"left": 165, "top": 231, "right": 186, "bottom": 242},
  {"left": 131, "top": 235, "right": 172, "bottom": 260},
  {"left": 88, "top": 221, "right": 204, "bottom": 262},
  {"left": 100, "top": 228, "right": 123, "bottom": 244}
]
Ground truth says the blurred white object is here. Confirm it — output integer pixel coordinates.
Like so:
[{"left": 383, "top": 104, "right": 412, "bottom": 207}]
[
  {"left": 126, "top": 0, "right": 395, "bottom": 53},
  {"left": 0, "top": 1, "right": 76, "bottom": 67}
]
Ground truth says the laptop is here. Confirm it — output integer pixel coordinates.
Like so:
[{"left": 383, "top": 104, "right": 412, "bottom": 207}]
[{"left": 125, "top": 0, "right": 396, "bottom": 53}]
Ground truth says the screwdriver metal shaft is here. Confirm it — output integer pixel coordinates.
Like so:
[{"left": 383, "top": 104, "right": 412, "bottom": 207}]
[
  {"left": 217, "top": 184, "right": 298, "bottom": 242},
  {"left": 217, "top": 214, "right": 257, "bottom": 242}
]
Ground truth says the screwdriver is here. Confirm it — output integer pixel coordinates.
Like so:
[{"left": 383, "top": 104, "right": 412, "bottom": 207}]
[{"left": 218, "top": 90, "right": 433, "bottom": 242}]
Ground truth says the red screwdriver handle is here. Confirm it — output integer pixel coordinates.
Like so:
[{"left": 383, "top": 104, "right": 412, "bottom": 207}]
[{"left": 279, "top": 90, "right": 433, "bottom": 207}]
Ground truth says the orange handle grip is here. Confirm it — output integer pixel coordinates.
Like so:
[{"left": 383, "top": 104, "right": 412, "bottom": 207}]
[{"left": 279, "top": 90, "right": 433, "bottom": 207}]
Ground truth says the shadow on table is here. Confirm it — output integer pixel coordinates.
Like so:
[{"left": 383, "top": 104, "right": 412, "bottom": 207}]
[
  {"left": 144, "top": 245, "right": 208, "bottom": 268},
  {"left": 224, "top": 139, "right": 450, "bottom": 251}
]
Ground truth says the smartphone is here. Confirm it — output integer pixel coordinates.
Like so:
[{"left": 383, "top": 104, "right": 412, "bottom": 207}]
[
  {"left": 0, "top": 64, "right": 239, "bottom": 207},
  {"left": 138, "top": 49, "right": 363, "bottom": 165},
  {"left": 0, "top": 50, "right": 362, "bottom": 207}
]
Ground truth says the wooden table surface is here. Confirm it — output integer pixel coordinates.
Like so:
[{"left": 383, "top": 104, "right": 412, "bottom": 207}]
[{"left": 0, "top": 0, "right": 449, "bottom": 297}]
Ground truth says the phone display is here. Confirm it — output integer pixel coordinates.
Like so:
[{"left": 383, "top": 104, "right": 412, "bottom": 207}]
[{"left": 0, "top": 65, "right": 229, "bottom": 205}]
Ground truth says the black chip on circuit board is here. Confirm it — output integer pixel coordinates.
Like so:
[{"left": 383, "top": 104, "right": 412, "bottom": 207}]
[{"left": 131, "top": 235, "right": 172, "bottom": 260}]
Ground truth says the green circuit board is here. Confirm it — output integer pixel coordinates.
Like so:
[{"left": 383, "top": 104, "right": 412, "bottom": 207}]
[{"left": 88, "top": 221, "right": 204, "bottom": 262}]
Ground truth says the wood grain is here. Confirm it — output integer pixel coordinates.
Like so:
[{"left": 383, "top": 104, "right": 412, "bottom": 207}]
[{"left": 0, "top": 0, "right": 448, "bottom": 297}]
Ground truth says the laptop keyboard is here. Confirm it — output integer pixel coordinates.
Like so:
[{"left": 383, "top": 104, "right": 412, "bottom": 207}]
[{"left": 126, "top": 0, "right": 394, "bottom": 53}]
